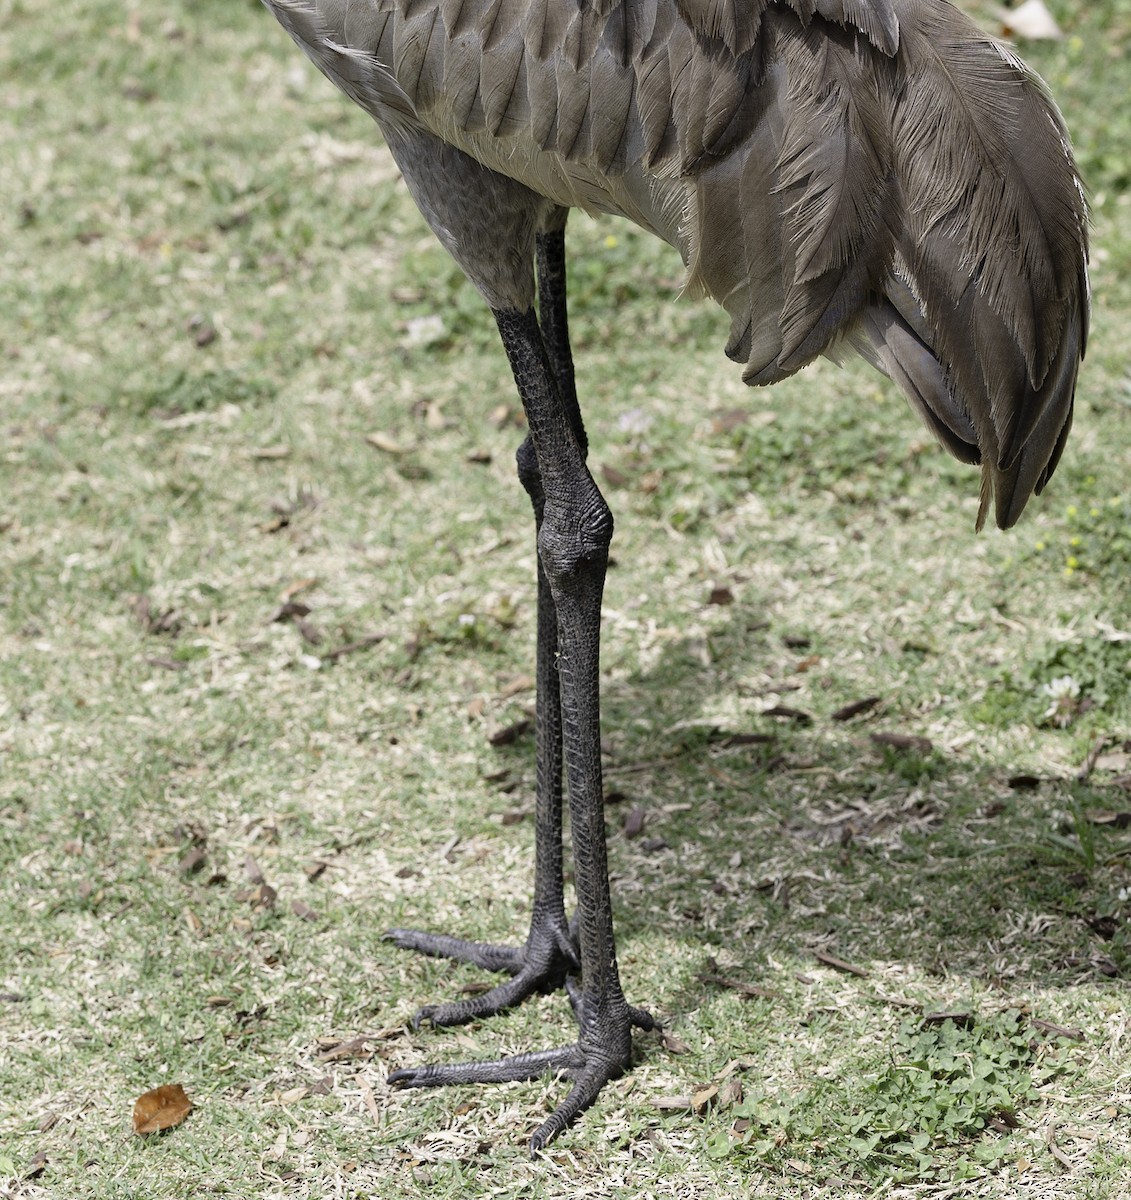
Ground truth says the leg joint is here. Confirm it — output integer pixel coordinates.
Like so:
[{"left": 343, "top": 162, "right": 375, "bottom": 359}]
[{"left": 537, "top": 495, "right": 613, "bottom": 583}]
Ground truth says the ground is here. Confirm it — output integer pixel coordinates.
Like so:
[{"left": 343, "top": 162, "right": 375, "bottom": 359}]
[{"left": 2, "top": 0, "right": 1131, "bottom": 1196}]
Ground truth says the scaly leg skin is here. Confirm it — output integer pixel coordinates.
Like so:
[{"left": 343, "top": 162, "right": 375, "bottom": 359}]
[
  {"left": 390, "top": 302, "right": 655, "bottom": 1153},
  {"left": 384, "top": 227, "right": 583, "bottom": 1028}
]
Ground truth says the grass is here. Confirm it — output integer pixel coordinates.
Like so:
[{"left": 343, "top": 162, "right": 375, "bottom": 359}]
[{"left": 2, "top": 0, "right": 1131, "bottom": 1195}]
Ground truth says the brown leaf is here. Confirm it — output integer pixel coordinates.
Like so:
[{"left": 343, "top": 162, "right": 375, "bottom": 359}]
[
  {"left": 871, "top": 731, "right": 933, "bottom": 755},
  {"left": 691, "top": 1085, "right": 718, "bottom": 1114},
  {"left": 697, "top": 970, "right": 775, "bottom": 1000},
  {"left": 291, "top": 900, "right": 319, "bottom": 922},
  {"left": 365, "top": 431, "right": 407, "bottom": 455},
  {"left": 498, "top": 674, "right": 535, "bottom": 699},
  {"left": 601, "top": 464, "right": 629, "bottom": 488},
  {"left": 320, "top": 633, "right": 385, "bottom": 663},
  {"left": 708, "top": 586, "right": 734, "bottom": 606},
  {"left": 623, "top": 807, "right": 646, "bottom": 839},
  {"left": 1008, "top": 774, "right": 1042, "bottom": 790},
  {"left": 280, "top": 579, "right": 318, "bottom": 601},
  {"left": 720, "top": 732, "right": 775, "bottom": 748},
  {"left": 179, "top": 846, "right": 206, "bottom": 875},
  {"left": 304, "top": 860, "right": 329, "bottom": 882},
  {"left": 1087, "top": 810, "right": 1131, "bottom": 828},
  {"left": 763, "top": 705, "right": 813, "bottom": 725},
  {"left": 922, "top": 1010, "right": 975, "bottom": 1027},
  {"left": 831, "top": 697, "right": 881, "bottom": 722},
  {"left": 244, "top": 855, "right": 265, "bottom": 885},
  {"left": 132, "top": 1083, "right": 193, "bottom": 1135},
  {"left": 814, "top": 951, "right": 869, "bottom": 978},
  {"left": 718, "top": 1076, "right": 744, "bottom": 1107},
  {"left": 710, "top": 408, "right": 749, "bottom": 434},
  {"left": 316, "top": 1037, "right": 373, "bottom": 1062},
  {"left": 272, "top": 601, "right": 312, "bottom": 622},
  {"left": 488, "top": 719, "right": 531, "bottom": 747},
  {"left": 25, "top": 1149, "right": 48, "bottom": 1178},
  {"left": 1031, "top": 1017, "right": 1085, "bottom": 1041},
  {"left": 661, "top": 1030, "right": 691, "bottom": 1055}
]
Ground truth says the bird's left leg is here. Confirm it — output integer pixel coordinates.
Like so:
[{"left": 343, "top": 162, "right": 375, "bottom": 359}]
[
  {"left": 390, "top": 304, "right": 654, "bottom": 1152},
  {"left": 384, "top": 219, "right": 581, "bottom": 1023}
]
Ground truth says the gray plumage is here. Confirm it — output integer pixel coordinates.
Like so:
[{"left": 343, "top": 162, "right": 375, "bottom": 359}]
[
  {"left": 260, "top": 0, "right": 1089, "bottom": 1150},
  {"left": 265, "top": 0, "right": 1087, "bottom": 528}
]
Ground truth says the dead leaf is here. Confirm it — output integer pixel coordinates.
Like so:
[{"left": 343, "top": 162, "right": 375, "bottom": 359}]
[
  {"left": 291, "top": 900, "right": 319, "bottom": 921},
  {"left": 623, "top": 807, "right": 646, "bottom": 839},
  {"left": 661, "top": 1030, "right": 691, "bottom": 1055},
  {"left": 1086, "top": 810, "right": 1131, "bottom": 828},
  {"left": 132, "top": 1083, "right": 193, "bottom": 1135},
  {"left": 251, "top": 444, "right": 290, "bottom": 460},
  {"left": 244, "top": 855, "right": 265, "bottom": 885},
  {"left": 365, "top": 431, "right": 407, "bottom": 455},
  {"left": 720, "top": 732, "right": 775, "bottom": 748},
  {"left": 601, "top": 464, "right": 630, "bottom": 488},
  {"left": 922, "top": 1010, "right": 975, "bottom": 1027},
  {"left": 316, "top": 1037, "right": 373, "bottom": 1062},
  {"left": 1008, "top": 774, "right": 1043, "bottom": 790},
  {"left": 718, "top": 1076, "right": 743, "bottom": 1107},
  {"left": 814, "top": 951, "right": 869, "bottom": 978},
  {"left": 25, "top": 1150, "right": 48, "bottom": 1179},
  {"left": 498, "top": 674, "right": 535, "bottom": 699},
  {"left": 179, "top": 846, "right": 206, "bottom": 875},
  {"left": 697, "top": 970, "right": 775, "bottom": 1000},
  {"left": 708, "top": 586, "right": 734, "bottom": 606},
  {"left": 653, "top": 1095, "right": 692, "bottom": 1111},
  {"left": 1031, "top": 1017, "right": 1085, "bottom": 1041},
  {"left": 831, "top": 697, "right": 880, "bottom": 722},
  {"left": 320, "top": 633, "right": 385, "bottom": 663},
  {"left": 871, "top": 731, "right": 933, "bottom": 755},
  {"left": 304, "top": 859, "right": 329, "bottom": 881},
  {"left": 710, "top": 408, "right": 749, "bottom": 434},
  {"left": 488, "top": 718, "right": 531, "bottom": 746},
  {"left": 691, "top": 1085, "right": 718, "bottom": 1113},
  {"left": 762, "top": 705, "right": 813, "bottom": 725},
  {"left": 280, "top": 578, "right": 317, "bottom": 601}
]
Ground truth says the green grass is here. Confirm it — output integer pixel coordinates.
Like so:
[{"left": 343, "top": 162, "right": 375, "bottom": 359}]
[{"left": 2, "top": 0, "right": 1131, "bottom": 1196}]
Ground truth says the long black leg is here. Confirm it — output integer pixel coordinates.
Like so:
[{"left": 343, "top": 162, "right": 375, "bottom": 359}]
[
  {"left": 384, "top": 226, "right": 582, "bottom": 1024},
  {"left": 390, "top": 304, "right": 653, "bottom": 1153}
]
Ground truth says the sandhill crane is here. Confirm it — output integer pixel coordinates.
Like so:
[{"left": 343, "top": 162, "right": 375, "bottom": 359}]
[{"left": 262, "top": 0, "right": 1088, "bottom": 1151}]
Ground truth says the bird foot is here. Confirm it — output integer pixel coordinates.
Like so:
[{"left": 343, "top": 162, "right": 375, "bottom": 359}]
[
  {"left": 384, "top": 916, "right": 579, "bottom": 1027},
  {"left": 388, "top": 996, "right": 656, "bottom": 1152}
]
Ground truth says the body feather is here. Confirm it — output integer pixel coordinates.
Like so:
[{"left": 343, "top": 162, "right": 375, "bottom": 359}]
[{"left": 264, "top": 0, "right": 1087, "bottom": 529}]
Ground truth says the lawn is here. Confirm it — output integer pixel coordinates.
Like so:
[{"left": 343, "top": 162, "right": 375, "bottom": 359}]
[{"left": 2, "top": 0, "right": 1130, "bottom": 1196}]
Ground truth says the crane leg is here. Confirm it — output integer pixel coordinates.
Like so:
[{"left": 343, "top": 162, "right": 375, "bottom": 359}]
[
  {"left": 390, "top": 299, "right": 653, "bottom": 1153},
  {"left": 384, "top": 230, "right": 586, "bottom": 1025}
]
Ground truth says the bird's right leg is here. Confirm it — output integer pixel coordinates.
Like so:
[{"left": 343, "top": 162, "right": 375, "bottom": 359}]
[{"left": 385, "top": 221, "right": 582, "bottom": 1026}]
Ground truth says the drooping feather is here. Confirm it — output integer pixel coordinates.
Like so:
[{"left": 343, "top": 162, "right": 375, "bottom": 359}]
[{"left": 263, "top": 0, "right": 1088, "bottom": 529}]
